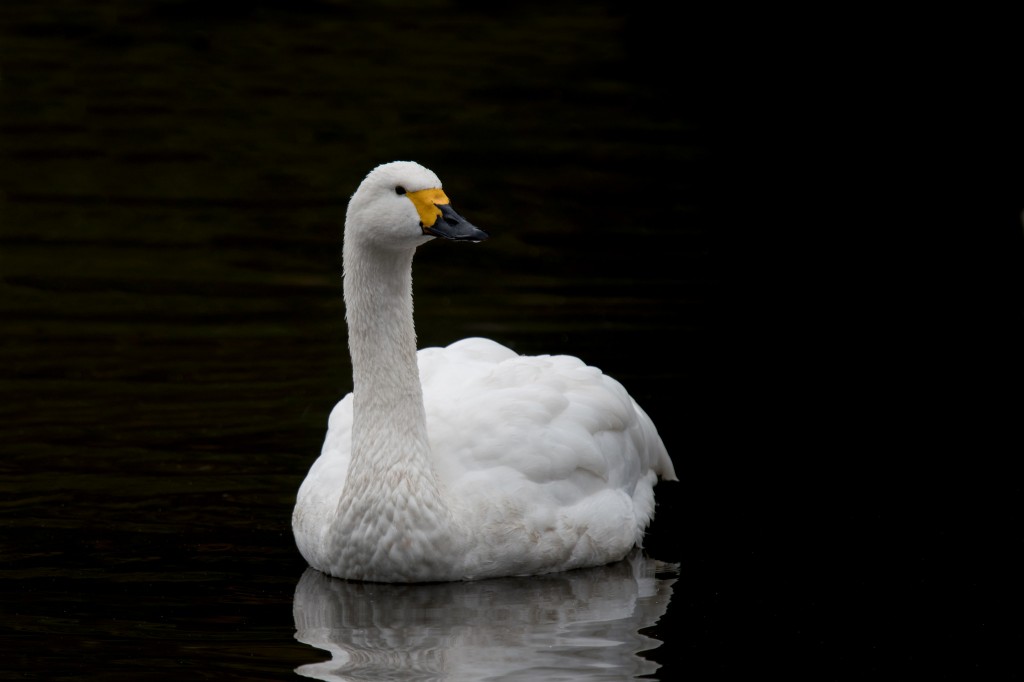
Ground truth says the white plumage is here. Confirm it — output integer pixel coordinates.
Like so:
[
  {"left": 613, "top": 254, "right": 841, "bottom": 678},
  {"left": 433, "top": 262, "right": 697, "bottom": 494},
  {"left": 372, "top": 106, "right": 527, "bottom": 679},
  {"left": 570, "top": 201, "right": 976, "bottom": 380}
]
[{"left": 292, "top": 161, "right": 676, "bottom": 582}]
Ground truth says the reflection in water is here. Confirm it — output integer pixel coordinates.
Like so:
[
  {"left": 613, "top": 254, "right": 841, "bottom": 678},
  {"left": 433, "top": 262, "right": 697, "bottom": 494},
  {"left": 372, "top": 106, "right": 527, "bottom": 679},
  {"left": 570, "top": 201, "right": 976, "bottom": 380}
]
[{"left": 293, "top": 551, "right": 677, "bottom": 681}]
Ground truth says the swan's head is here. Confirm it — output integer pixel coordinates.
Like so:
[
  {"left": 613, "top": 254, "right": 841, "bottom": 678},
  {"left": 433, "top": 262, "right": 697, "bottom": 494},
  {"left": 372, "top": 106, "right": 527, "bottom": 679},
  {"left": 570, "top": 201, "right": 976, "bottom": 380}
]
[{"left": 345, "top": 161, "right": 488, "bottom": 251}]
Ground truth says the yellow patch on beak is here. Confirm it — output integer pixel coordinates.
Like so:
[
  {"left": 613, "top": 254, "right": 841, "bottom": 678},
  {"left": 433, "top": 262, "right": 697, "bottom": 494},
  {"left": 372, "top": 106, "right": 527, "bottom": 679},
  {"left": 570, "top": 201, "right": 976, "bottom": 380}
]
[{"left": 404, "top": 188, "right": 450, "bottom": 228}]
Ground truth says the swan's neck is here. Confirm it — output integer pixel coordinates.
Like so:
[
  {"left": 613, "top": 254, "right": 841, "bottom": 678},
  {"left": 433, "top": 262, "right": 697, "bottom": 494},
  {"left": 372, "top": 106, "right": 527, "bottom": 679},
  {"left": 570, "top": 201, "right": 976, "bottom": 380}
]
[
  {"left": 339, "top": 239, "right": 462, "bottom": 579},
  {"left": 344, "top": 245, "right": 426, "bottom": 450}
]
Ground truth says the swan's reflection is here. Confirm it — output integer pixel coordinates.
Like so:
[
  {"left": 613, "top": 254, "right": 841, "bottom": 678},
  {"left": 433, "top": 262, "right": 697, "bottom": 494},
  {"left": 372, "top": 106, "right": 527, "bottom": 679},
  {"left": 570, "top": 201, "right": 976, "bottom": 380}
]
[{"left": 293, "top": 551, "right": 677, "bottom": 681}]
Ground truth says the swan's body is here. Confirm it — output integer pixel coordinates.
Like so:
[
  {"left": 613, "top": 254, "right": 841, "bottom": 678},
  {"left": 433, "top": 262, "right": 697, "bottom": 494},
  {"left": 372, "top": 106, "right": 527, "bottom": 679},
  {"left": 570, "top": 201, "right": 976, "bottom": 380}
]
[{"left": 292, "top": 161, "right": 676, "bottom": 582}]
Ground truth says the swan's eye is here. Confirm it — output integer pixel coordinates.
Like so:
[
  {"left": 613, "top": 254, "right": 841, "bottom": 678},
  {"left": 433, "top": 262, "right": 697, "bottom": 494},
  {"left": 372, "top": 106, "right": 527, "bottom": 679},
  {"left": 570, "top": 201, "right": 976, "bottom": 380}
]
[{"left": 395, "top": 186, "right": 406, "bottom": 195}]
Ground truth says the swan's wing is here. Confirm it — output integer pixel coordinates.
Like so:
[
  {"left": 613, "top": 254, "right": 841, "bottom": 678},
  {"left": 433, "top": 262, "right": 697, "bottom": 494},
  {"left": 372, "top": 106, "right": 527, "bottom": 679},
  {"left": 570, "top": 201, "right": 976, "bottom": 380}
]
[{"left": 419, "top": 338, "right": 674, "bottom": 546}]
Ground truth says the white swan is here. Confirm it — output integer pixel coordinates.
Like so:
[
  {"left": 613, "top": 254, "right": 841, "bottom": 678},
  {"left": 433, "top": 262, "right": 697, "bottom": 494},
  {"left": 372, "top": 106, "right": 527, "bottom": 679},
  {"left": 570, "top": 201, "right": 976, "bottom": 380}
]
[{"left": 292, "top": 160, "right": 676, "bottom": 583}]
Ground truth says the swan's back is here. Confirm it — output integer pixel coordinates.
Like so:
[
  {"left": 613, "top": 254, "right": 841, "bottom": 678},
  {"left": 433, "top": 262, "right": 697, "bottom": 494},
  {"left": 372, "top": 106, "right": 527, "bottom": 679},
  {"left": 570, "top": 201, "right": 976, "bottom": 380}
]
[{"left": 419, "top": 338, "right": 674, "bottom": 516}]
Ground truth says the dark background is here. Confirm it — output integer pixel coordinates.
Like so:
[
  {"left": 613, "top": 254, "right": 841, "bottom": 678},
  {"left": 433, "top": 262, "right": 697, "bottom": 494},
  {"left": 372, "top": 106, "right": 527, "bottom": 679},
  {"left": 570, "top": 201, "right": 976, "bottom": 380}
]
[{"left": 2, "top": 1, "right": 1022, "bottom": 679}]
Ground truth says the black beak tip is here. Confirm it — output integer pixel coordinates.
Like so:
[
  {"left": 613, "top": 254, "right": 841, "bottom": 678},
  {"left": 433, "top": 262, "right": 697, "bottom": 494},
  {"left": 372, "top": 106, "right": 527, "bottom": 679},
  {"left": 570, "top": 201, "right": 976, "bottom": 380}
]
[
  {"left": 426, "top": 203, "right": 489, "bottom": 242},
  {"left": 425, "top": 224, "right": 489, "bottom": 242}
]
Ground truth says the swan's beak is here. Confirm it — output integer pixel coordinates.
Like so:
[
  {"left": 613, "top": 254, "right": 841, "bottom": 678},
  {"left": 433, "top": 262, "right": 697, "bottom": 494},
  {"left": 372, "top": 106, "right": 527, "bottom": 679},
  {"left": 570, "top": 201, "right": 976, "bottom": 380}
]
[
  {"left": 405, "top": 187, "right": 488, "bottom": 242},
  {"left": 423, "top": 203, "right": 489, "bottom": 242}
]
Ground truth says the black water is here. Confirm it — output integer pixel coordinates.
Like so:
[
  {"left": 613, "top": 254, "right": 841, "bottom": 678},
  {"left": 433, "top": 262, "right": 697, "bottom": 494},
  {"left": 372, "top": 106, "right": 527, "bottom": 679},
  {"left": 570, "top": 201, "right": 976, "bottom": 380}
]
[{"left": 3, "top": 2, "right": 1021, "bottom": 680}]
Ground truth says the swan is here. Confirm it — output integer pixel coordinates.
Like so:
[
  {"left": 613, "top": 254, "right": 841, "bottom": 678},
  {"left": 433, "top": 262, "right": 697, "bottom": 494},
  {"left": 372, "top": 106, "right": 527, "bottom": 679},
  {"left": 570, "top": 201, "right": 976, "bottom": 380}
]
[{"left": 292, "top": 160, "right": 676, "bottom": 583}]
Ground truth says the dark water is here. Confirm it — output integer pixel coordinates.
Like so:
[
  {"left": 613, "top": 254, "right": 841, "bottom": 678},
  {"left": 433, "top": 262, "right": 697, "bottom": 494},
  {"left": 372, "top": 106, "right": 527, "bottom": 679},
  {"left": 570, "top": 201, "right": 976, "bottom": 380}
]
[{"left": 2, "top": 2, "right": 1019, "bottom": 680}]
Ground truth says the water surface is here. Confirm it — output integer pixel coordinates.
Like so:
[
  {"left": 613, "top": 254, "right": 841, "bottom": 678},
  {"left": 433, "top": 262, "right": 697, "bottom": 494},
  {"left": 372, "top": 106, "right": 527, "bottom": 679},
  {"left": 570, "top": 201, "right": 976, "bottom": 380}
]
[
  {"left": 1, "top": 2, "right": 703, "bottom": 679},
  {"left": 4, "top": 2, "right": 998, "bottom": 678}
]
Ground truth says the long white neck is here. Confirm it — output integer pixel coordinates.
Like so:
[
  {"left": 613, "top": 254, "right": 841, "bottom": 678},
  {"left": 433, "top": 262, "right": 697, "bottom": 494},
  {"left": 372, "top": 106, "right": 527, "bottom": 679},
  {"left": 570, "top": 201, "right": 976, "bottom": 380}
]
[
  {"left": 344, "top": 243, "right": 424, "bottom": 445},
  {"left": 343, "top": 239, "right": 437, "bottom": 487},
  {"left": 338, "top": 237, "right": 461, "bottom": 580}
]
